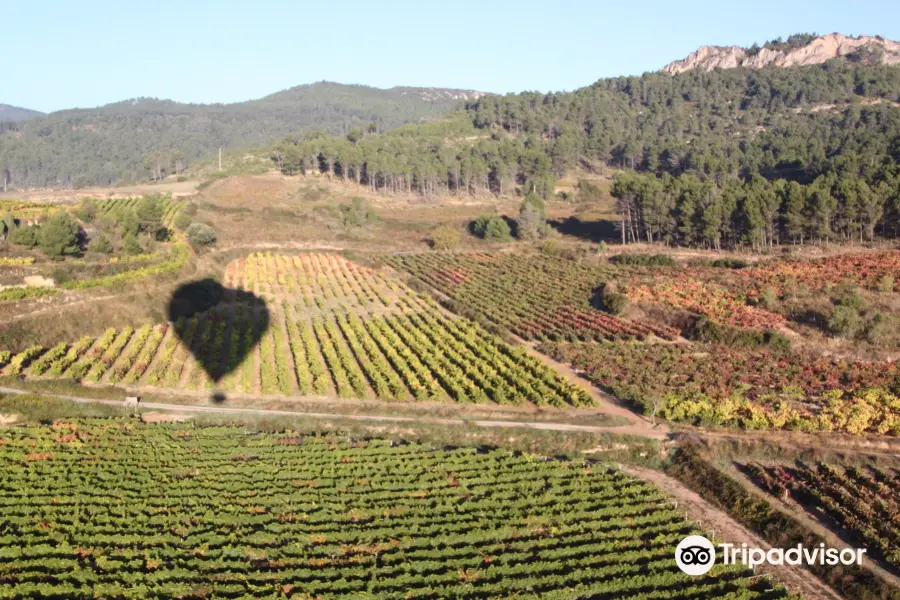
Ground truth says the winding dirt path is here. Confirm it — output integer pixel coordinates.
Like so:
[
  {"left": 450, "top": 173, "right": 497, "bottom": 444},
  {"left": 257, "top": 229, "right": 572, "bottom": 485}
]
[{"left": 621, "top": 465, "right": 845, "bottom": 600}]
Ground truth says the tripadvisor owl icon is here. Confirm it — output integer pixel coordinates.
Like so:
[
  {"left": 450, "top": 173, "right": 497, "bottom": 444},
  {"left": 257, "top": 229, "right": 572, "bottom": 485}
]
[{"left": 676, "top": 535, "right": 716, "bottom": 576}]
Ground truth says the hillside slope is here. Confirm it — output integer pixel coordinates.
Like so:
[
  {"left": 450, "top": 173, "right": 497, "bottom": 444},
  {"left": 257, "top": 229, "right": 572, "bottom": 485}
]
[
  {"left": 664, "top": 33, "right": 900, "bottom": 73},
  {"left": 0, "top": 104, "right": 44, "bottom": 123},
  {"left": 272, "top": 57, "right": 900, "bottom": 244},
  {"left": 0, "top": 82, "right": 482, "bottom": 189}
]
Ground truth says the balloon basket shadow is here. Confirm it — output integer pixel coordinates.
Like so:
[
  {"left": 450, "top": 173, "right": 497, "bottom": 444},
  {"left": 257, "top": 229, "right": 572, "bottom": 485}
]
[{"left": 211, "top": 391, "right": 227, "bottom": 404}]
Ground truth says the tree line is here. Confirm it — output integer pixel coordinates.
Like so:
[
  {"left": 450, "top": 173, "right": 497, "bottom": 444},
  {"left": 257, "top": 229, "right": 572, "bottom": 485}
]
[
  {"left": 273, "top": 116, "right": 556, "bottom": 201},
  {"left": 610, "top": 171, "right": 897, "bottom": 250},
  {"left": 272, "top": 60, "right": 900, "bottom": 245}
]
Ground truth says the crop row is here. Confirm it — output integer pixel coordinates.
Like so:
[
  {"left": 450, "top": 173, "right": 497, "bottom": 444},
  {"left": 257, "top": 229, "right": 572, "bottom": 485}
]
[
  {"left": 0, "top": 421, "right": 788, "bottom": 599},
  {"left": 383, "top": 252, "right": 675, "bottom": 341},
  {"left": 0, "top": 257, "right": 35, "bottom": 266},
  {"left": 225, "top": 252, "right": 398, "bottom": 313},
  {"left": 95, "top": 197, "right": 189, "bottom": 229},
  {"left": 2, "top": 254, "right": 590, "bottom": 407},
  {"left": 542, "top": 341, "right": 900, "bottom": 435},
  {"left": 743, "top": 461, "right": 900, "bottom": 567}
]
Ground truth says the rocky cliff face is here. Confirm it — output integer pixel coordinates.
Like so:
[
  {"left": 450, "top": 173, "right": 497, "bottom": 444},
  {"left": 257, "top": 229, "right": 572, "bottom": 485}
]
[{"left": 663, "top": 33, "right": 900, "bottom": 74}]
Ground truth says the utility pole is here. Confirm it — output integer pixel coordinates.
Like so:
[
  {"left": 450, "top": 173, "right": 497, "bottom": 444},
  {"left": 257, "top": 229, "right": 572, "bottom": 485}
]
[{"left": 218, "top": 147, "right": 222, "bottom": 172}]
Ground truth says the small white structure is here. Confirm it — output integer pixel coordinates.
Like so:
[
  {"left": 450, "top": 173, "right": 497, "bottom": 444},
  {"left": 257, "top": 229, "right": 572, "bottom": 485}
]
[{"left": 124, "top": 396, "right": 140, "bottom": 412}]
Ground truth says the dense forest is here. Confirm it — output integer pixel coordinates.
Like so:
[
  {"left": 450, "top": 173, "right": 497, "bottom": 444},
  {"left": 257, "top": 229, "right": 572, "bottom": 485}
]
[
  {"left": 0, "top": 83, "right": 478, "bottom": 188},
  {"left": 274, "top": 60, "right": 900, "bottom": 245}
]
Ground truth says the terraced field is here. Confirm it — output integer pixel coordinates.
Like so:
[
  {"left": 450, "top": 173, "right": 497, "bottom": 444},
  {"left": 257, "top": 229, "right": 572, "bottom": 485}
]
[
  {"left": 0, "top": 420, "right": 790, "bottom": 599},
  {"left": 96, "top": 196, "right": 190, "bottom": 229}
]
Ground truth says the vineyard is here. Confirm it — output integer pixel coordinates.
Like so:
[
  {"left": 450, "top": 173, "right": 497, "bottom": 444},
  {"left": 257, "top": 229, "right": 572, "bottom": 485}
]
[
  {"left": 96, "top": 196, "right": 190, "bottom": 229},
  {"left": 0, "top": 253, "right": 591, "bottom": 407},
  {"left": 0, "top": 199, "right": 58, "bottom": 222},
  {"left": 541, "top": 342, "right": 900, "bottom": 435},
  {"left": 382, "top": 253, "right": 678, "bottom": 341},
  {"left": 740, "top": 251, "right": 900, "bottom": 296},
  {"left": 743, "top": 462, "right": 900, "bottom": 567},
  {"left": 623, "top": 276, "right": 785, "bottom": 330},
  {"left": 0, "top": 244, "right": 191, "bottom": 304},
  {"left": 0, "top": 420, "right": 789, "bottom": 599}
]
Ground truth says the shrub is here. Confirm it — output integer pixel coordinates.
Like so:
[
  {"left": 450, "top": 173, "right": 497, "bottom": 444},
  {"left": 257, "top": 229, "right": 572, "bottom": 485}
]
[
  {"left": 50, "top": 267, "right": 73, "bottom": 285},
  {"left": 865, "top": 313, "right": 899, "bottom": 347},
  {"left": 123, "top": 233, "right": 143, "bottom": 255},
  {"left": 765, "top": 331, "right": 793, "bottom": 355},
  {"left": 341, "top": 197, "right": 375, "bottom": 227},
  {"left": 688, "top": 318, "right": 792, "bottom": 354},
  {"left": 430, "top": 225, "right": 462, "bottom": 250},
  {"left": 89, "top": 234, "right": 113, "bottom": 254},
  {"left": 38, "top": 212, "right": 81, "bottom": 257},
  {"left": 116, "top": 207, "right": 140, "bottom": 237},
  {"left": 186, "top": 223, "right": 217, "bottom": 246},
  {"left": 1, "top": 212, "right": 16, "bottom": 235},
  {"left": 711, "top": 257, "right": 747, "bottom": 269},
  {"left": 173, "top": 212, "right": 192, "bottom": 231},
  {"left": 828, "top": 305, "right": 862, "bottom": 338},
  {"left": 876, "top": 274, "right": 895, "bottom": 293},
  {"left": 516, "top": 201, "right": 550, "bottom": 240},
  {"left": 611, "top": 253, "right": 677, "bottom": 267},
  {"left": 74, "top": 198, "right": 97, "bottom": 222},
  {"left": 593, "top": 282, "right": 629, "bottom": 315},
  {"left": 834, "top": 285, "right": 863, "bottom": 310},
  {"left": 602, "top": 292, "right": 629, "bottom": 315},
  {"left": 8, "top": 225, "right": 39, "bottom": 247},
  {"left": 759, "top": 287, "right": 778, "bottom": 310},
  {"left": 470, "top": 215, "right": 511, "bottom": 241},
  {"left": 470, "top": 215, "right": 491, "bottom": 237}
]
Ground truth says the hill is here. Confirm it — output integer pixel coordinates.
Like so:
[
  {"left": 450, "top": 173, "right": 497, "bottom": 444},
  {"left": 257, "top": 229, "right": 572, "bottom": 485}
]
[
  {"left": 272, "top": 54, "right": 900, "bottom": 246},
  {"left": 0, "top": 103, "right": 44, "bottom": 123},
  {"left": 0, "top": 82, "right": 482, "bottom": 189},
  {"left": 663, "top": 33, "right": 900, "bottom": 73}
]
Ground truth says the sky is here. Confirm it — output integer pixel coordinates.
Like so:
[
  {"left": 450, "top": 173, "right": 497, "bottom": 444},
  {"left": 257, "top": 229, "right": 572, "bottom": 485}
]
[{"left": 4, "top": 0, "right": 900, "bottom": 113}]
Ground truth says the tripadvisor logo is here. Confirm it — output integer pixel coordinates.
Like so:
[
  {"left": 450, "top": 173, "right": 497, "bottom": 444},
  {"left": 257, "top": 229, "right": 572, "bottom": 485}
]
[
  {"left": 676, "top": 535, "right": 716, "bottom": 575},
  {"left": 676, "top": 535, "right": 867, "bottom": 575}
]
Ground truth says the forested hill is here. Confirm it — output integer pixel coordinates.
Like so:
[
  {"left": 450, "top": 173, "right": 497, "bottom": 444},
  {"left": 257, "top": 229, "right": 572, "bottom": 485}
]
[
  {"left": 0, "top": 104, "right": 44, "bottom": 123},
  {"left": 0, "top": 82, "right": 481, "bottom": 189},
  {"left": 274, "top": 60, "right": 900, "bottom": 245}
]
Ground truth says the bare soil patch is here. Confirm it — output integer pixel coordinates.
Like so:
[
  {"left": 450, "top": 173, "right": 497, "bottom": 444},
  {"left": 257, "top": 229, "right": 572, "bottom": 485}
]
[{"left": 141, "top": 411, "right": 192, "bottom": 423}]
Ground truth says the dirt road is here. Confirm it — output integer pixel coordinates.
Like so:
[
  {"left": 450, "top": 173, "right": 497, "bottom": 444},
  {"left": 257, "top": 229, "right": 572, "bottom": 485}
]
[
  {"left": 622, "top": 465, "right": 845, "bottom": 600},
  {"left": 0, "top": 386, "right": 670, "bottom": 438}
]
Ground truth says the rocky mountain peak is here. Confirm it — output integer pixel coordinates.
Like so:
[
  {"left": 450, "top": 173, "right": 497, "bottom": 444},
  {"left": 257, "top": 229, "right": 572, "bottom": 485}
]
[{"left": 663, "top": 33, "right": 900, "bottom": 74}]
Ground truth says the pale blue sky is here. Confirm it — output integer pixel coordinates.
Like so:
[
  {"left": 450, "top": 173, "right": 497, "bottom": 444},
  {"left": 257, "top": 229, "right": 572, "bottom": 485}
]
[{"left": 4, "top": 0, "right": 899, "bottom": 113}]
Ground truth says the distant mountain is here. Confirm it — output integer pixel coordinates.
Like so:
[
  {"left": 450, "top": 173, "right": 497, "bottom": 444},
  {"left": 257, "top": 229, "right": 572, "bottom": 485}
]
[
  {"left": 663, "top": 33, "right": 900, "bottom": 74},
  {"left": 0, "top": 82, "right": 484, "bottom": 189},
  {"left": 0, "top": 104, "right": 44, "bottom": 122}
]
